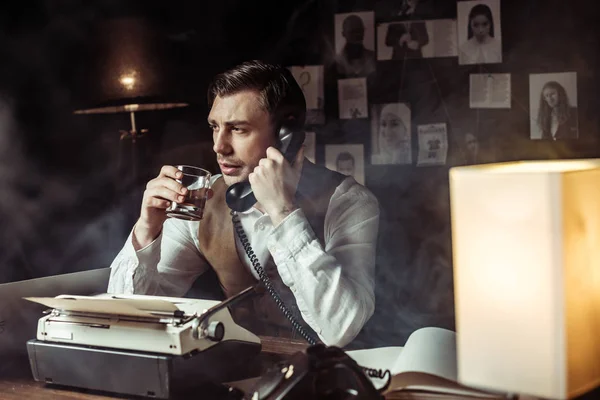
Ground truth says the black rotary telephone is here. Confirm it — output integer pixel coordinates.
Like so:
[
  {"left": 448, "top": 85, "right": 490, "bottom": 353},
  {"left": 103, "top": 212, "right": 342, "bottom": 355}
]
[
  {"left": 244, "top": 344, "right": 389, "bottom": 400},
  {"left": 225, "top": 125, "right": 306, "bottom": 213}
]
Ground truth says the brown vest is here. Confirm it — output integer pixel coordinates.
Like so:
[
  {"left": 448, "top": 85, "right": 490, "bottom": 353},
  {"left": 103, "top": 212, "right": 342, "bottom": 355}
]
[{"left": 196, "top": 160, "right": 346, "bottom": 339}]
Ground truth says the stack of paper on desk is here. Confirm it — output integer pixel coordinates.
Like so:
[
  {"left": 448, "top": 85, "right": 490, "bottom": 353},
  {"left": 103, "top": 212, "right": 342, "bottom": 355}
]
[{"left": 347, "top": 327, "right": 510, "bottom": 399}]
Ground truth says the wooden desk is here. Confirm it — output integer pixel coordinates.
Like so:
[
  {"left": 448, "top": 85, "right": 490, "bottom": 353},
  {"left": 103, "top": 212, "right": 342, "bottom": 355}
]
[
  {"left": 8, "top": 337, "right": 591, "bottom": 400},
  {"left": 0, "top": 336, "right": 420, "bottom": 400}
]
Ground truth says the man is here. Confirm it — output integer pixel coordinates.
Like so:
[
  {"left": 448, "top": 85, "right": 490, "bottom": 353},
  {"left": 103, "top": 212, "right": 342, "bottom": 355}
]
[
  {"left": 335, "top": 151, "right": 356, "bottom": 177},
  {"left": 107, "top": 60, "right": 380, "bottom": 347},
  {"left": 335, "top": 14, "right": 376, "bottom": 77},
  {"left": 385, "top": 21, "right": 429, "bottom": 59}
]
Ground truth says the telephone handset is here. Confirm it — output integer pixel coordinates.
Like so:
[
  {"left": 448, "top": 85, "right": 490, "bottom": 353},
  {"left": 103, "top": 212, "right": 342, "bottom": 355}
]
[
  {"left": 225, "top": 125, "right": 306, "bottom": 212},
  {"left": 227, "top": 124, "right": 316, "bottom": 345}
]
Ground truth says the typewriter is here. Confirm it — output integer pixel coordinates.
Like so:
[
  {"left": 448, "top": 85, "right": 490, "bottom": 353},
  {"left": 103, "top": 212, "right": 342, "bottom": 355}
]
[{"left": 25, "top": 287, "right": 262, "bottom": 399}]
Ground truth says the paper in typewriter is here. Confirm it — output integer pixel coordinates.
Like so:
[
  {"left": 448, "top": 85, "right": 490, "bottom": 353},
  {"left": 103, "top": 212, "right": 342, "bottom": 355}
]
[{"left": 24, "top": 294, "right": 182, "bottom": 318}]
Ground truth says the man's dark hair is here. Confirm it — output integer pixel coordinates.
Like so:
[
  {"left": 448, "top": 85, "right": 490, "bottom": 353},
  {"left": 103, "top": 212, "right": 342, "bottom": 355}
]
[
  {"left": 336, "top": 151, "right": 355, "bottom": 165},
  {"left": 207, "top": 60, "right": 306, "bottom": 129},
  {"left": 342, "top": 14, "right": 364, "bottom": 33}
]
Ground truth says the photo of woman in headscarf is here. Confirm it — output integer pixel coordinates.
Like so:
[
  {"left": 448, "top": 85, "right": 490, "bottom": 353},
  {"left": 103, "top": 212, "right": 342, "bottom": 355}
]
[
  {"left": 458, "top": 1, "right": 502, "bottom": 65},
  {"left": 371, "top": 103, "right": 412, "bottom": 165},
  {"left": 536, "top": 81, "right": 578, "bottom": 140}
]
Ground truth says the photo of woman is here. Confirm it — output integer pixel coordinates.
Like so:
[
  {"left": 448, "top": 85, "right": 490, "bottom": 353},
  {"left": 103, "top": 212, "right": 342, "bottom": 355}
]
[
  {"left": 529, "top": 72, "right": 578, "bottom": 140},
  {"left": 371, "top": 103, "right": 412, "bottom": 165},
  {"left": 457, "top": 0, "right": 502, "bottom": 65},
  {"left": 536, "top": 81, "right": 578, "bottom": 140}
]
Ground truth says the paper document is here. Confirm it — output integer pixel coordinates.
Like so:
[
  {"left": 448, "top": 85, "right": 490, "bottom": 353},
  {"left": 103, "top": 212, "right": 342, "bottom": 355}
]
[
  {"left": 24, "top": 294, "right": 218, "bottom": 319},
  {"left": 347, "top": 327, "right": 505, "bottom": 398}
]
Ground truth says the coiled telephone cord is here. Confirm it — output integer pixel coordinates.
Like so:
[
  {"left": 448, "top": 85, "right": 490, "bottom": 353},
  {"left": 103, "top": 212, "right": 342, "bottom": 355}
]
[
  {"left": 232, "top": 210, "right": 393, "bottom": 393},
  {"left": 231, "top": 210, "right": 319, "bottom": 346}
]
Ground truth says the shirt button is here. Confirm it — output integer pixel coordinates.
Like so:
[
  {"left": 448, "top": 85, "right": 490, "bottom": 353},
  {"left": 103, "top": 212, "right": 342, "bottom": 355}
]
[{"left": 257, "top": 223, "right": 265, "bottom": 231}]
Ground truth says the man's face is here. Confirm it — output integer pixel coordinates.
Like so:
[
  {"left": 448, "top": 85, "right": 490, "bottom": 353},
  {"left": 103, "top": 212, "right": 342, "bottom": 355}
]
[
  {"left": 208, "top": 90, "right": 276, "bottom": 186},
  {"left": 337, "top": 159, "right": 355, "bottom": 176},
  {"left": 342, "top": 17, "right": 365, "bottom": 44}
]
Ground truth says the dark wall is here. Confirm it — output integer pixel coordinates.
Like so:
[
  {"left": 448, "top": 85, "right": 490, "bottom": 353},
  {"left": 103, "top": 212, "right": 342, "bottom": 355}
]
[{"left": 0, "top": 0, "right": 598, "bottom": 346}]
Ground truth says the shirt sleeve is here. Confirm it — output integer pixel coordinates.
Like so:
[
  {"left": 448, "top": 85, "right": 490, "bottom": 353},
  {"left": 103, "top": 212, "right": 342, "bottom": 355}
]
[
  {"left": 107, "top": 218, "right": 209, "bottom": 296},
  {"left": 267, "top": 177, "right": 380, "bottom": 347}
]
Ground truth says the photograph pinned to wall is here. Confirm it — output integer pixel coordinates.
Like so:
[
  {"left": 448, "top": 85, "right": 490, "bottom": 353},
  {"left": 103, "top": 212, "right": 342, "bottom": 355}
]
[
  {"left": 325, "top": 144, "right": 365, "bottom": 185},
  {"left": 417, "top": 123, "right": 448, "bottom": 166},
  {"left": 377, "top": 19, "right": 457, "bottom": 60},
  {"left": 529, "top": 72, "right": 578, "bottom": 140},
  {"left": 303, "top": 131, "right": 316, "bottom": 163},
  {"left": 457, "top": 0, "right": 502, "bottom": 65},
  {"left": 338, "top": 77, "right": 368, "bottom": 119},
  {"left": 371, "top": 103, "right": 412, "bottom": 165},
  {"left": 375, "top": 0, "right": 456, "bottom": 21},
  {"left": 469, "top": 73, "right": 511, "bottom": 108},
  {"left": 458, "top": 132, "right": 481, "bottom": 165},
  {"left": 334, "top": 11, "right": 376, "bottom": 77},
  {"left": 289, "top": 66, "right": 325, "bottom": 125}
]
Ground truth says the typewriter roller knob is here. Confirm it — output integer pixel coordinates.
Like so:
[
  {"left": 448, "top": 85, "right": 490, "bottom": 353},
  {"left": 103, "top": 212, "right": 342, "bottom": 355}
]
[
  {"left": 192, "top": 318, "right": 225, "bottom": 341},
  {"left": 205, "top": 321, "right": 225, "bottom": 342}
]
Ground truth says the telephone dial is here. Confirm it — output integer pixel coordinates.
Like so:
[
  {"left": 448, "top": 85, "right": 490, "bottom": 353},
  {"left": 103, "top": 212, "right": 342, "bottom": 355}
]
[
  {"left": 244, "top": 344, "right": 388, "bottom": 400},
  {"left": 226, "top": 124, "right": 306, "bottom": 213}
]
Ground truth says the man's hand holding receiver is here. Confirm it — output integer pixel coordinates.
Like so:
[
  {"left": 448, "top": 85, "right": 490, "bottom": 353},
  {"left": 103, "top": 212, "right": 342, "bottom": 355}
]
[{"left": 249, "top": 146, "right": 304, "bottom": 227}]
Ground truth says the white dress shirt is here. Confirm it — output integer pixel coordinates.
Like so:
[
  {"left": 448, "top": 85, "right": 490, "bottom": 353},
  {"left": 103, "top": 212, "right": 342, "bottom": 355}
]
[{"left": 107, "top": 174, "right": 380, "bottom": 347}]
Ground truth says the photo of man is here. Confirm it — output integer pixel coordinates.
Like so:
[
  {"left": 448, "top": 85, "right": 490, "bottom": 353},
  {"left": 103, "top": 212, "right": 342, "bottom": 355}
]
[
  {"left": 325, "top": 144, "right": 365, "bottom": 185},
  {"left": 336, "top": 152, "right": 355, "bottom": 176},
  {"left": 377, "top": 20, "right": 458, "bottom": 60},
  {"left": 384, "top": 21, "right": 429, "bottom": 59},
  {"left": 334, "top": 12, "right": 376, "bottom": 77}
]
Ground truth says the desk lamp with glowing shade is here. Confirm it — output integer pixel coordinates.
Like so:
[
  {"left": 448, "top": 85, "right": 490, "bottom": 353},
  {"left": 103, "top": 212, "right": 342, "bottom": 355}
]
[
  {"left": 73, "top": 17, "right": 189, "bottom": 182},
  {"left": 449, "top": 159, "right": 600, "bottom": 400}
]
